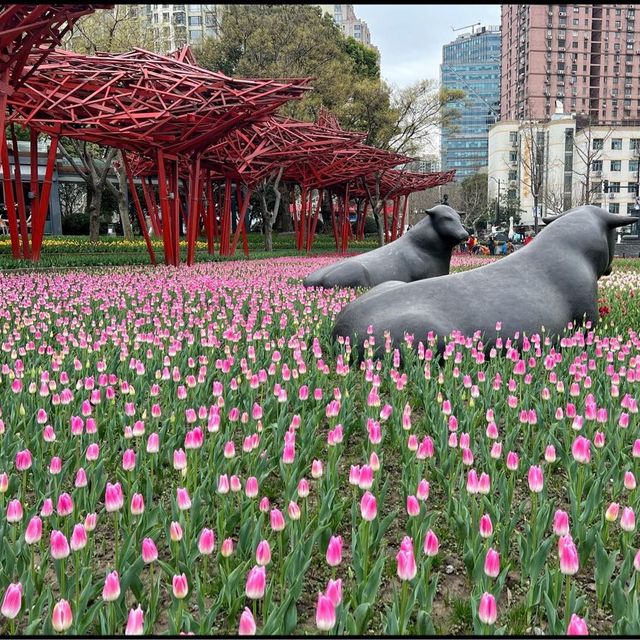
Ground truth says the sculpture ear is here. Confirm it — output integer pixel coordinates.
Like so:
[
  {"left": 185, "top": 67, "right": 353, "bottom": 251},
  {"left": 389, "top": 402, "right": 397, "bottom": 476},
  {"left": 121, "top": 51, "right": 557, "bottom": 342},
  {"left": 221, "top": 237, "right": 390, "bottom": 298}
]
[
  {"left": 541, "top": 214, "right": 562, "bottom": 225},
  {"left": 605, "top": 213, "right": 640, "bottom": 229}
]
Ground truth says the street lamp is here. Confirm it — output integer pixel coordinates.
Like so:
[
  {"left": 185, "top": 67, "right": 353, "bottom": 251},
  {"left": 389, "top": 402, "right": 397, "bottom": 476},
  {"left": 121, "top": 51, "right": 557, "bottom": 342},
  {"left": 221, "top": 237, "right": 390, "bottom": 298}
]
[{"left": 488, "top": 176, "right": 501, "bottom": 227}]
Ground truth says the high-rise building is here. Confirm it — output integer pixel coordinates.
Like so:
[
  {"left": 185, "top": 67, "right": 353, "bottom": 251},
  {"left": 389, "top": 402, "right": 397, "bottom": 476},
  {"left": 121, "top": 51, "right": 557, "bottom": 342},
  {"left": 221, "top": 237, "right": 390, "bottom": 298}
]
[
  {"left": 130, "top": 4, "right": 224, "bottom": 52},
  {"left": 317, "top": 4, "right": 376, "bottom": 50},
  {"left": 500, "top": 4, "right": 640, "bottom": 124},
  {"left": 440, "top": 25, "right": 501, "bottom": 181}
]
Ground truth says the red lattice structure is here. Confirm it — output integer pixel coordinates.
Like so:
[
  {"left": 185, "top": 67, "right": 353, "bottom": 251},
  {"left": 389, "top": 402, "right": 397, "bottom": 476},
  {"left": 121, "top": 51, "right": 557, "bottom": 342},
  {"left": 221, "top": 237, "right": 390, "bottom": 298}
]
[
  {"left": 0, "top": 4, "right": 109, "bottom": 259},
  {"left": 350, "top": 169, "right": 457, "bottom": 243},
  {"left": 4, "top": 46, "right": 312, "bottom": 263}
]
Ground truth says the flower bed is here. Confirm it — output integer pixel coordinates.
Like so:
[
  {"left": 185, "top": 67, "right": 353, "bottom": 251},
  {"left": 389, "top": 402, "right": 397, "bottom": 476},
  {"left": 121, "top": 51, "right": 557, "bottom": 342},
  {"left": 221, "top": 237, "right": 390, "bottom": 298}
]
[{"left": 0, "top": 257, "right": 638, "bottom": 635}]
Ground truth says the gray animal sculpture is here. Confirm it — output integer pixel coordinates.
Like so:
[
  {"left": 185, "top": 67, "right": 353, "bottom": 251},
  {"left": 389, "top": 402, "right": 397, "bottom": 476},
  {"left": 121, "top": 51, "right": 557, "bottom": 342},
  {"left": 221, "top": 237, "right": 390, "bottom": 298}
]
[
  {"left": 303, "top": 205, "right": 469, "bottom": 288},
  {"left": 332, "top": 205, "right": 638, "bottom": 359}
]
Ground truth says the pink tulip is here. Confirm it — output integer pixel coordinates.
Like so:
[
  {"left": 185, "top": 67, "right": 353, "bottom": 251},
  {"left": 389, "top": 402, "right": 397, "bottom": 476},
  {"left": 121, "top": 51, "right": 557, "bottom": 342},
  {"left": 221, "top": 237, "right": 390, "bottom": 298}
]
[
  {"left": 217, "top": 474, "right": 230, "bottom": 494},
  {"left": 326, "top": 535, "right": 342, "bottom": 567},
  {"left": 221, "top": 538, "right": 234, "bottom": 557},
  {"left": 245, "top": 477, "right": 259, "bottom": 498},
  {"left": 297, "top": 478, "right": 309, "bottom": 498},
  {"left": 6, "top": 499, "right": 23, "bottom": 523},
  {"left": 287, "top": 501, "right": 301, "bottom": 520},
  {"left": 621, "top": 507, "right": 636, "bottom": 532},
  {"left": 506, "top": 451, "right": 519, "bottom": 471},
  {"left": 0, "top": 473, "right": 8, "bottom": 494},
  {"left": 172, "top": 573, "right": 189, "bottom": 599},
  {"left": 358, "top": 465, "right": 374, "bottom": 490},
  {"left": 86, "top": 443, "right": 100, "bottom": 461},
  {"left": 396, "top": 546, "right": 417, "bottom": 581},
  {"left": 407, "top": 495, "right": 420, "bottom": 517},
  {"left": 25, "top": 516, "right": 42, "bottom": 544},
  {"left": 605, "top": 502, "right": 620, "bottom": 522},
  {"left": 349, "top": 465, "right": 361, "bottom": 486},
  {"left": 311, "top": 459, "right": 323, "bottom": 478},
  {"left": 625, "top": 472, "right": 637, "bottom": 491},
  {"left": 478, "top": 473, "right": 491, "bottom": 495},
  {"left": 176, "top": 488, "right": 191, "bottom": 511},
  {"left": 52, "top": 599, "right": 73, "bottom": 632},
  {"left": 634, "top": 549, "right": 640, "bottom": 572},
  {"left": 245, "top": 565, "right": 266, "bottom": 599},
  {"left": 360, "top": 491, "right": 377, "bottom": 521},
  {"left": 558, "top": 535, "right": 579, "bottom": 575},
  {"left": 553, "top": 510, "right": 570, "bottom": 536},
  {"left": 50, "top": 530, "right": 70, "bottom": 560},
  {"left": 130, "top": 493, "right": 145, "bottom": 516},
  {"left": 75, "top": 468, "right": 88, "bottom": 488},
  {"left": 70, "top": 524, "right": 87, "bottom": 551},
  {"left": 545, "top": 445, "right": 557, "bottom": 463},
  {"left": 479, "top": 514, "right": 493, "bottom": 539},
  {"left": 1, "top": 582, "right": 22, "bottom": 619},
  {"left": 141, "top": 538, "right": 158, "bottom": 564},
  {"left": 105, "top": 482, "right": 124, "bottom": 512},
  {"left": 146, "top": 433, "right": 160, "bottom": 454},
  {"left": 122, "top": 449, "right": 136, "bottom": 471},
  {"left": 49, "top": 456, "right": 62, "bottom": 475},
  {"left": 528, "top": 465, "right": 544, "bottom": 493},
  {"left": 490, "top": 442, "right": 502, "bottom": 459},
  {"left": 571, "top": 436, "right": 591, "bottom": 464},
  {"left": 566, "top": 613, "right": 588, "bottom": 635},
  {"left": 478, "top": 592, "right": 497, "bottom": 625},
  {"left": 40, "top": 498, "right": 53, "bottom": 518},
  {"left": 256, "top": 540, "right": 271, "bottom": 566},
  {"left": 223, "top": 441, "right": 235, "bottom": 459},
  {"left": 326, "top": 578, "right": 342, "bottom": 606},
  {"left": 198, "top": 528, "right": 215, "bottom": 555},
  {"left": 315, "top": 592, "right": 336, "bottom": 631},
  {"left": 417, "top": 479, "right": 430, "bottom": 501},
  {"left": 173, "top": 449, "right": 187, "bottom": 471},
  {"left": 125, "top": 605, "right": 144, "bottom": 635},
  {"left": 369, "top": 451, "right": 380, "bottom": 470},
  {"left": 169, "top": 521, "right": 183, "bottom": 542},
  {"left": 423, "top": 529, "right": 439, "bottom": 556},
  {"left": 270, "top": 509, "right": 285, "bottom": 532},
  {"left": 467, "top": 469, "right": 479, "bottom": 494},
  {"left": 102, "top": 570, "right": 121, "bottom": 601},
  {"left": 15, "top": 449, "right": 32, "bottom": 472},
  {"left": 238, "top": 607, "right": 256, "bottom": 636},
  {"left": 484, "top": 548, "right": 500, "bottom": 578}
]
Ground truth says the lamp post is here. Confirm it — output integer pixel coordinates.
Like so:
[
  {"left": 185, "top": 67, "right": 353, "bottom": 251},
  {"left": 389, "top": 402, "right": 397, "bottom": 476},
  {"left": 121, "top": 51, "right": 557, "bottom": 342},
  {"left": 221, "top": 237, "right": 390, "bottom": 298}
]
[{"left": 489, "top": 176, "right": 501, "bottom": 227}]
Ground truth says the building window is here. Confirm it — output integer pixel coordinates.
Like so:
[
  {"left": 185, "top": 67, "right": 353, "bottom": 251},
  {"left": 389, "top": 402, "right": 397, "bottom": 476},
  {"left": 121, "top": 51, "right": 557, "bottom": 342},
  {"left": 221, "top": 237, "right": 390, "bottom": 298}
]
[
  {"left": 612, "top": 138, "right": 623, "bottom": 150},
  {"left": 592, "top": 160, "right": 603, "bottom": 171},
  {"left": 188, "top": 15, "right": 202, "bottom": 26},
  {"left": 593, "top": 138, "right": 604, "bottom": 150},
  {"left": 630, "top": 139, "right": 640, "bottom": 150},
  {"left": 628, "top": 182, "right": 639, "bottom": 195},
  {"left": 509, "top": 151, "right": 517, "bottom": 162},
  {"left": 631, "top": 160, "right": 640, "bottom": 172},
  {"left": 611, "top": 160, "right": 622, "bottom": 171},
  {"left": 508, "top": 170, "right": 517, "bottom": 181},
  {"left": 609, "top": 181, "right": 621, "bottom": 193},
  {"left": 609, "top": 203, "right": 620, "bottom": 214}
]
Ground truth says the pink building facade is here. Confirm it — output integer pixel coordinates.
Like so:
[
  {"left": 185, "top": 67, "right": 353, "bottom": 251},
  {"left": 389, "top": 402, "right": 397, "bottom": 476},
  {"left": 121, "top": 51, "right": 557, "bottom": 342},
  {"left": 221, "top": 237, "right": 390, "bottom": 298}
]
[{"left": 501, "top": 4, "right": 640, "bottom": 124}]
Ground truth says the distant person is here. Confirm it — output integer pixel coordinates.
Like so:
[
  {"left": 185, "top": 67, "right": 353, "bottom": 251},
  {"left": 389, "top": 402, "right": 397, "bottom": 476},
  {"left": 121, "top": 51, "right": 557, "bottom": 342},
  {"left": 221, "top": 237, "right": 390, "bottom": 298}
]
[
  {"left": 524, "top": 234, "right": 533, "bottom": 246},
  {"left": 487, "top": 236, "right": 495, "bottom": 256}
]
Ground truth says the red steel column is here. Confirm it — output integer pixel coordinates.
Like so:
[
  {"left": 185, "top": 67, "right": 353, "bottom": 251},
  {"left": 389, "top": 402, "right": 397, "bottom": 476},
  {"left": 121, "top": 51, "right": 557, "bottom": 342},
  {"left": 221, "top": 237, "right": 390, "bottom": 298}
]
[
  {"left": 156, "top": 149, "right": 173, "bottom": 265},
  {"left": 10, "top": 123, "right": 30, "bottom": 258},
  {"left": 30, "top": 134, "right": 58, "bottom": 260},
  {"left": 186, "top": 153, "right": 201, "bottom": 266},
  {"left": 121, "top": 151, "right": 156, "bottom": 265}
]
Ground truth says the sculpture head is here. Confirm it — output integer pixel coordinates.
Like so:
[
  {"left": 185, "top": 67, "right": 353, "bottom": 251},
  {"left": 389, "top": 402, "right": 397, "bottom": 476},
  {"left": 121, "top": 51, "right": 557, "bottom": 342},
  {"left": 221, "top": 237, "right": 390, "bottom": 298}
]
[
  {"left": 421, "top": 205, "right": 469, "bottom": 246},
  {"left": 541, "top": 206, "right": 638, "bottom": 276}
]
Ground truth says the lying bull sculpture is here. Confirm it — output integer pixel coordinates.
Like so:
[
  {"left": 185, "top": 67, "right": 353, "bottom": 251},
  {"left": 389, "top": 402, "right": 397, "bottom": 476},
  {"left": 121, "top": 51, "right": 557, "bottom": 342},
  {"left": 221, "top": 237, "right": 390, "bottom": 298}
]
[
  {"left": 333, "top": 205, "right": 638, "bottom": 359},
  {"left": 303, "top": 205, "right": 469, "bottom": 289}
]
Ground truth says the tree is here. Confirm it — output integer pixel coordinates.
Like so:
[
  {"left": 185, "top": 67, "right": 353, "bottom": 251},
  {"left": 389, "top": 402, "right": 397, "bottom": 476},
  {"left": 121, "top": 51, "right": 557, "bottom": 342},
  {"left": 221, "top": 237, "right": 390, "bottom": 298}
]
[
  {"left": 352, "top": 80, "right": 464, "bottom": 246},
  {"left": 571, "top": 119, "right": 613, "bottom": 207},
  {"left": 58, "top": 183, "right": 86, "bottom": 218},
  {"left": 519, "top": 121, "right": 546, "bottom": 233},
  {"left": 342, "top": 36, "right": 379, "bottom": 80},
  {"left": 458, "top": 173, "right": 489, "bottom": 232},
  {"left": 58, "top": 140, "right": 117, "bottom": 242},
  {"left": 60, "top": 6, "right": 156, "bottom": 240}
]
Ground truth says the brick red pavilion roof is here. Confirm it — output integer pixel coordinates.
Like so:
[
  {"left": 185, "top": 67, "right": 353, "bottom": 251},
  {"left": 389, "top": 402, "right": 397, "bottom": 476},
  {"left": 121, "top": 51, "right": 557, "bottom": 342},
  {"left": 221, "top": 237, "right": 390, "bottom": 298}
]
[
  {"left": 0, "top": 4, "right": 109, "bottom": 89},
  {"left": 6, "top": 47, "right": 313, "bottom": 155}
]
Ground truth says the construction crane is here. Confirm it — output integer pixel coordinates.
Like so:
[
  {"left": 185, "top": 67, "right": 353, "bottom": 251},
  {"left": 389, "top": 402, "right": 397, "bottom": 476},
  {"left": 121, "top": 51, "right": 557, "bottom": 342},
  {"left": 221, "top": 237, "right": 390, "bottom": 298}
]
[{"left": 451, "top": 22, "right": 481, "bottom": 34}]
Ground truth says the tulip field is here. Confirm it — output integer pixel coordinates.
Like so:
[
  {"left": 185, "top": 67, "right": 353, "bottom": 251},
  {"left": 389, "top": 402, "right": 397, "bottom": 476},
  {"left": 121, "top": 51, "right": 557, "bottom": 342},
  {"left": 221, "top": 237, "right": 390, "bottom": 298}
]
[{"left": 0, "top": 253, "right": 639, "bottom": 635}]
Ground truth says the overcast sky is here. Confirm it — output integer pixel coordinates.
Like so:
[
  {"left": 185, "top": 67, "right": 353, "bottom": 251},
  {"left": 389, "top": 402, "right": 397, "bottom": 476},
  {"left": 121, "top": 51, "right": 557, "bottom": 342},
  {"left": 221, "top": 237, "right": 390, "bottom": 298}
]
[{"left": 353, "top": 4, "right": 502, "bottom": 89}]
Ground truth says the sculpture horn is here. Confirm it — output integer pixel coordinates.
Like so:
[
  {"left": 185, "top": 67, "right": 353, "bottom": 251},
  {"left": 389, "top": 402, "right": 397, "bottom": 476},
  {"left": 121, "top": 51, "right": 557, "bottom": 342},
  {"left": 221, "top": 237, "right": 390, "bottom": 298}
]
[{"left": 604, "top": 212, "right": 640, "bottom": 228}]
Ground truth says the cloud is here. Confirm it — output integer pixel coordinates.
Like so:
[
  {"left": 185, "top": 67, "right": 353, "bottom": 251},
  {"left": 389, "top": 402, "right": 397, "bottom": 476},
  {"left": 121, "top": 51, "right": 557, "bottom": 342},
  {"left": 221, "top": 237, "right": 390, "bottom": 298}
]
[{"left": 354, "top": 4, "right": 501, "bottom": 88}]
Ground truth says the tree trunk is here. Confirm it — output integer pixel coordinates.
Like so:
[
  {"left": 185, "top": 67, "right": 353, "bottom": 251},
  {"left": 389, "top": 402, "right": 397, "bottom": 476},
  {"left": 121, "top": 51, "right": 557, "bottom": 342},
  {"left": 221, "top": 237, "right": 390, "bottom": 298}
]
[
  {"left": 116, "top": 155, "right": 133, "bottom": 240},
  {"left": 375, "top": 202, "right": 384, "bottom": 247},
  {"left": 89, "top": 181, "right": 102, "bottom": 242}
]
